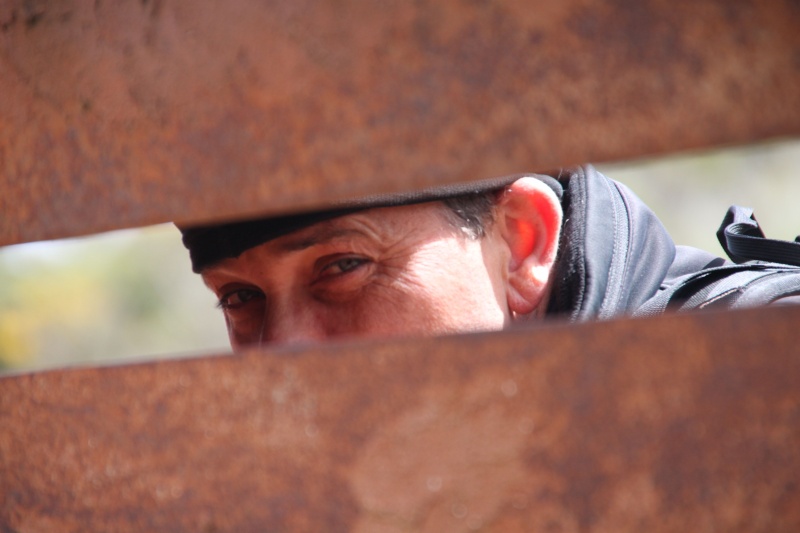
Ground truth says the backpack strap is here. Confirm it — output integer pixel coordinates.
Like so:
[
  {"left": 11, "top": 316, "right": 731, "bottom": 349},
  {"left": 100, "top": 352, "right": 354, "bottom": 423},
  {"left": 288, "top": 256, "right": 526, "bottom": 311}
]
[
  {"left": 634, "top": 206, "right": 800, "bottom": 317},
  {"left": 634, "top": 264, "right": 800, "bottom": 317},
  {"left": 717, "top": 206, "right": 800, "bottom": 266}
]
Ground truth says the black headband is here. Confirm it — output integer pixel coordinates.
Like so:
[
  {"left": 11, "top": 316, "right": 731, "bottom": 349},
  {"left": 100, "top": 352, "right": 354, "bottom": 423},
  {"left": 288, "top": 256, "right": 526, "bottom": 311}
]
[{"left": 179, "top": 174, "right": 563, "bottom": 273}]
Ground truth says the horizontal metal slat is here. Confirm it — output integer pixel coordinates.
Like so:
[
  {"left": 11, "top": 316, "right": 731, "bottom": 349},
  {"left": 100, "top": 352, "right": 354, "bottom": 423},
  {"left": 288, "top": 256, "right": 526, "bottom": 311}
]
[
  {"left": 2, "top": 306, "right": 799, "bottom": 531},
  {"left": 2, "top": 0, "right": 800, "bottom": 245}
]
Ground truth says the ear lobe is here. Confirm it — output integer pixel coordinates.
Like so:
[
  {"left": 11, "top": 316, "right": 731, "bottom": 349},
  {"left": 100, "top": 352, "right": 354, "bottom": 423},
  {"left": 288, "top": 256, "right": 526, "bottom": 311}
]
[{"left": 497, "top": 177, "right": 563, "bottom": 316}]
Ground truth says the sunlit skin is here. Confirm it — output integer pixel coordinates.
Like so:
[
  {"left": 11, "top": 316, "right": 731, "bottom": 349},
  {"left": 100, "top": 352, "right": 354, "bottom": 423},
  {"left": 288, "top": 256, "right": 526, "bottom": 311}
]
[{"left": 201, "top": 178, "right": 563, "bottom": 349}]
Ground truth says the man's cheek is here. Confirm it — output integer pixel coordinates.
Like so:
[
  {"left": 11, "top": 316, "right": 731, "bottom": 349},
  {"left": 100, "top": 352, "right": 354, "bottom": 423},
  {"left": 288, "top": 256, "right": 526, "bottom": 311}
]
[
  {"left": 224, "top": 310, "right": 266, "bottom": 348},
  {"left": 342, "top": 281, "right": 447, "bottom": 337}
]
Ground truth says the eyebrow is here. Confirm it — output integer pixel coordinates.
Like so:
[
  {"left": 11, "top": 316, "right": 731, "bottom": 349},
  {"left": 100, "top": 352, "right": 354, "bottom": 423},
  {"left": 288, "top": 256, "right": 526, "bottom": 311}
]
[{"left": 275, "top": 225, "right": 371, "bottom": 253}]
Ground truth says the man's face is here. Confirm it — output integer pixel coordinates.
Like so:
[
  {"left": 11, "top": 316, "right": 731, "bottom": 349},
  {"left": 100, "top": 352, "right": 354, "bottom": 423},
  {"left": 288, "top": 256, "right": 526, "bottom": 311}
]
[{"left": 201, "top": 202, "right": 513, "bottom": 349}]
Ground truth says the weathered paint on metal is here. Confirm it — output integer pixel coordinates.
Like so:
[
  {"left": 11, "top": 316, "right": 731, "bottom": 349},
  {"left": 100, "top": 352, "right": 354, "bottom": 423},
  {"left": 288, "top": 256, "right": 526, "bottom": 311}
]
[
  {"left": 2, "top": 305, "right": 799, "bottom": 531},
  {"left": 2, "top": 0, "right": 800, "bottom": 245}
]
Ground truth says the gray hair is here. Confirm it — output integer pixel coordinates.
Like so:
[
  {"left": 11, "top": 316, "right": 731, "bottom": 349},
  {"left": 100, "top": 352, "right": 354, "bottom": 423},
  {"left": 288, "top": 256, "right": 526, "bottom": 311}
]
[{"left": 442, "top": 190, "right": 499, "bottom": 239}]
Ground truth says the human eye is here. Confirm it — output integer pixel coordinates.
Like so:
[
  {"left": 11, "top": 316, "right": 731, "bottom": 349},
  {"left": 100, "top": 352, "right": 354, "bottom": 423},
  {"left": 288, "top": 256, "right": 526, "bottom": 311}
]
[
  {"left": 320, "top": 256, "right": 369, "bottom": 277},
  {"left": 217, "top": 287, "right": 265, "bottom": 310}
]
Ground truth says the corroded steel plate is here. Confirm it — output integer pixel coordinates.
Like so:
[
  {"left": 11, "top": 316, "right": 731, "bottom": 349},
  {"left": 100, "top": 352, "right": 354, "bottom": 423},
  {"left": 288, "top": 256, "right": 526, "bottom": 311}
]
[
  {"left": 2, "top": 306, "right": 799, "bottom": 531},
  {"left": 2, "top": 0, "right": 800, "bottom": 245}
]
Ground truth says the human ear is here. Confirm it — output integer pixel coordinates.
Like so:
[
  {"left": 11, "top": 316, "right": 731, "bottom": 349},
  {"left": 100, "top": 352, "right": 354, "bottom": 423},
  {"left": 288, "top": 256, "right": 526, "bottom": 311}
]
[{"left": 496, "top": 177, "right": 563, "bottom": 316}]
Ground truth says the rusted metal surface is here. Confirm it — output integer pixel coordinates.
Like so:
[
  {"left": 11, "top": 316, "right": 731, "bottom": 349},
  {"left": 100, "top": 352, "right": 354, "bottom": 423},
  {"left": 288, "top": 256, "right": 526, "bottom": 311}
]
[
  {"left": 2, "top": 0, "right": 800, "bottom": 245},
  {"left": 2, "top": 305, "right": 799, "bottom": 532}
]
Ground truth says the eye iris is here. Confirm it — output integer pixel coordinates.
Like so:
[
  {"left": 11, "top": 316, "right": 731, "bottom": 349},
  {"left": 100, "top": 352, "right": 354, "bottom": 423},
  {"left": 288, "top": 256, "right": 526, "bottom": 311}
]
[
  {"left": 221, "top": 289, "right": 261, "bottom": 309},
  {"left": 337, "top": 258, "right": 362, "bottom": 272},
  {"left": 237, "top": 290, "right": 256, "bottom": 303}
]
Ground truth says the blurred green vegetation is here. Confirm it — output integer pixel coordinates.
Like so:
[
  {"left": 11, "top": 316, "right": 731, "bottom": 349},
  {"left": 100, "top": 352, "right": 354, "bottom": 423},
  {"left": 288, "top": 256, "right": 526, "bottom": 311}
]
[
  {"left": 1, "top": 139, "right": 798, "bottom": 373},
  {"left": 0, "top": 226, "right": 229, "bottom": 373}
]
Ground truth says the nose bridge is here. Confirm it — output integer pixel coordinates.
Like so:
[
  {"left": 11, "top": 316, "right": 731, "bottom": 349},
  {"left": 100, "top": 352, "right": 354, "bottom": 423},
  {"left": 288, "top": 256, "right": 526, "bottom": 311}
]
[{"left": 262, "top": 298, "right": 325, "bottom": 346}]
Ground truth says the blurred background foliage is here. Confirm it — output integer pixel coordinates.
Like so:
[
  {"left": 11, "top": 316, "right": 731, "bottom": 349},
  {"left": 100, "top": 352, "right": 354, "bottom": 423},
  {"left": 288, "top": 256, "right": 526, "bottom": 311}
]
[
  {"left": 0, "top": 225, "right": 229, "bottom": 373},
  {"left": 1, "top": 138, "right": 798, "bottom": 374}
]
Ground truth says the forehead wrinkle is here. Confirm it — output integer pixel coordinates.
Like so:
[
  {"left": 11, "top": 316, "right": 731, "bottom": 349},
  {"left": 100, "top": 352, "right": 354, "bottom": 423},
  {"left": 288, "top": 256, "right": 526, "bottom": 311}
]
[
  {"left": 273, "top": 219, "right": 376, "bottom": 253},
  {"left": 277, "top": 203, "right": 454, "bottom": 255}
]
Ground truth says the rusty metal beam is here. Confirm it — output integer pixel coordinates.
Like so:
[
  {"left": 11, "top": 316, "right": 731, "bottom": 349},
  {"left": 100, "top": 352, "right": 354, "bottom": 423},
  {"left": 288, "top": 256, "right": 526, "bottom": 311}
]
[
  {"left": 2, "top": 306, "right": 799, "bottom": 532},
  {"left": 2, "top": 0, "right": 800, "bottom": 245}
]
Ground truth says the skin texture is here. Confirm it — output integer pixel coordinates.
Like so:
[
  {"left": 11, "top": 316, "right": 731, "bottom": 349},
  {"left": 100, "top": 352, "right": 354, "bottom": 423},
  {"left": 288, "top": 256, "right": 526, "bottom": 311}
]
[{"left": 201, "top": 178, "right": 563, "bottom": 349}]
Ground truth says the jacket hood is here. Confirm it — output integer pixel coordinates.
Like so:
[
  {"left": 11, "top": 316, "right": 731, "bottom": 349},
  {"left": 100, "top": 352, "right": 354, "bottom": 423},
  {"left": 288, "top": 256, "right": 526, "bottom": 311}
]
[{"left": 546, "top": 165, "right": 677, "bottom": 321}]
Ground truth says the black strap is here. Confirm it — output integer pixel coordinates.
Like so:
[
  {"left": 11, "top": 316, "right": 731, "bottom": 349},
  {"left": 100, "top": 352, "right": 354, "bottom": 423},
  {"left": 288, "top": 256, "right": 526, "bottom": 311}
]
[
  {"left": 717, "top": 206, "right": 800, "bottom": 267},
  {"left": 634, "top": 264, "right": 800, "bottom": 317}
]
